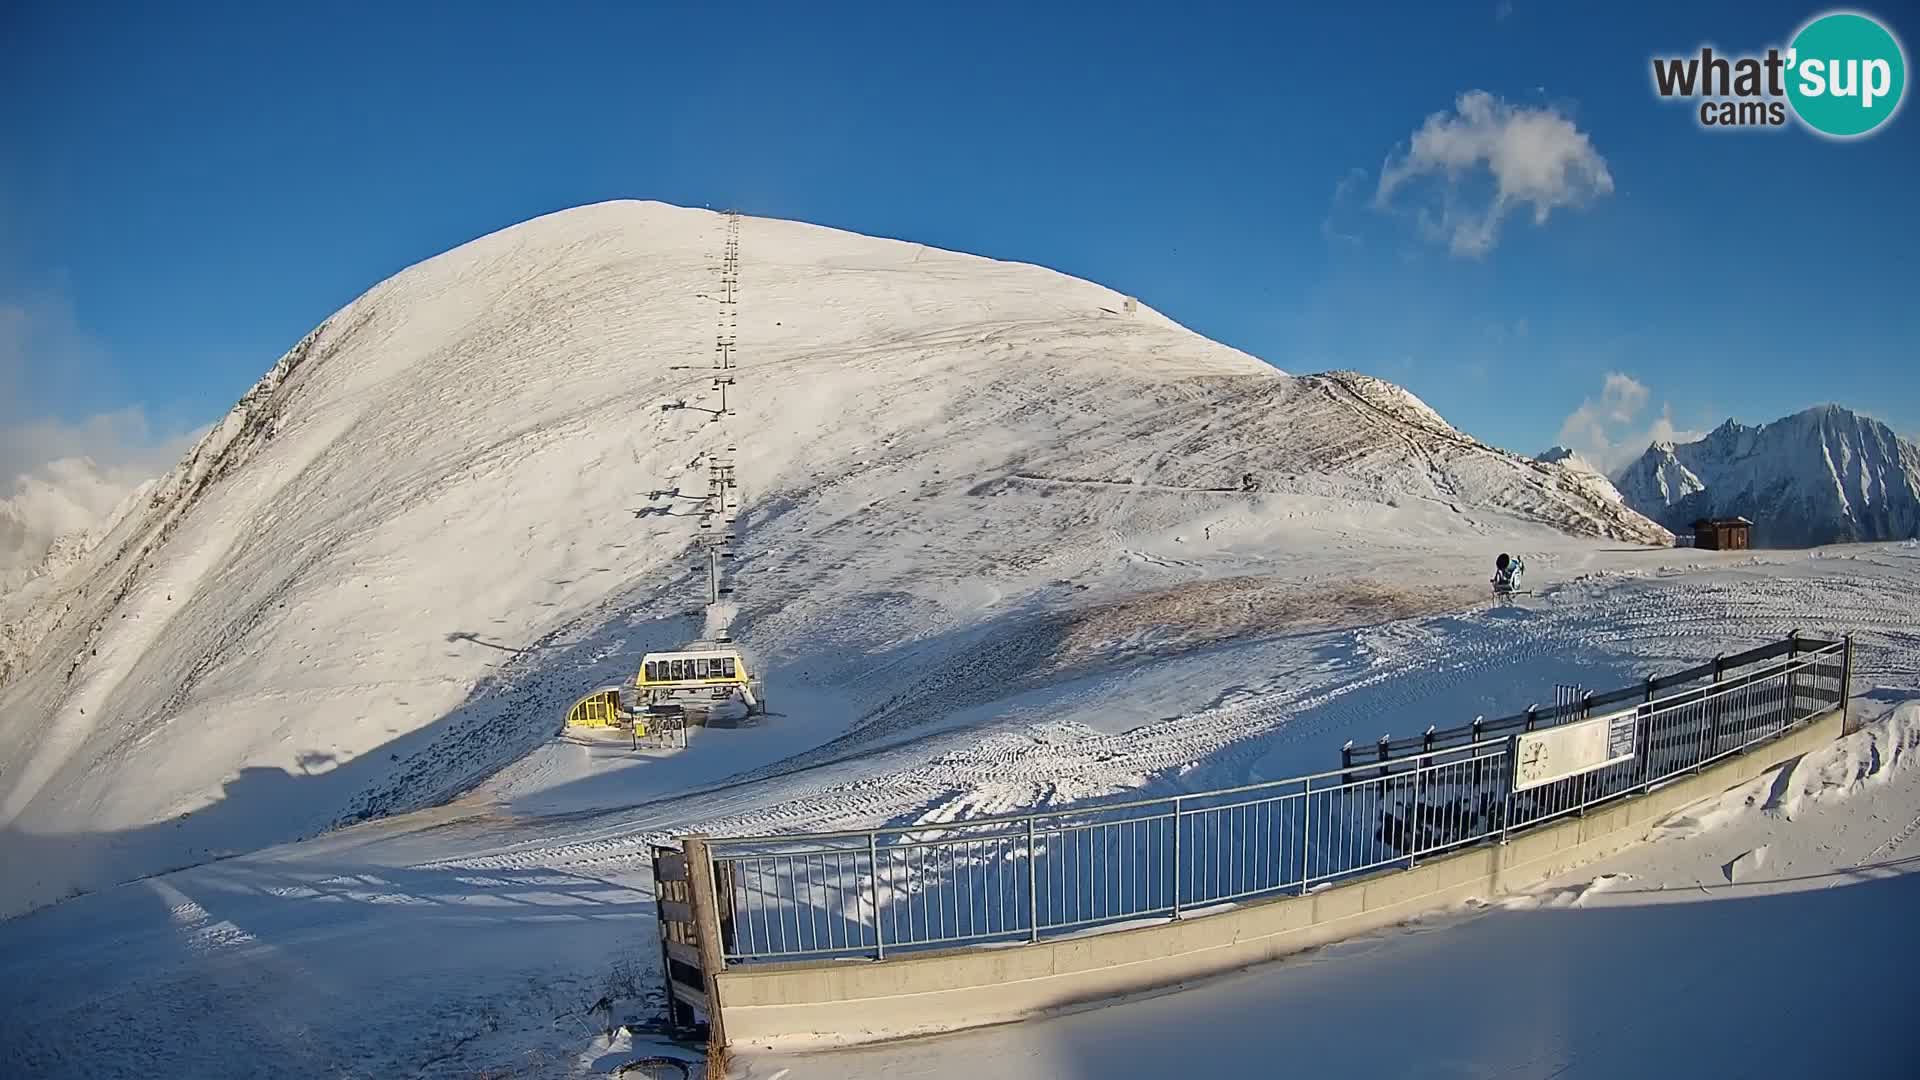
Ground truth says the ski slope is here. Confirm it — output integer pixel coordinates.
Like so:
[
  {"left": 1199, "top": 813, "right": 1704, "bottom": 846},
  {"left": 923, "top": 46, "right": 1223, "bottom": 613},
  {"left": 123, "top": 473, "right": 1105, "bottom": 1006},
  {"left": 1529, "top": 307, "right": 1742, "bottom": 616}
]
[
  {"left": 0, "top": 201, "right": 1669, "bottom": 915},
  {"left": 1, "top": 546, "right": 1916, "bottom": 1078}
]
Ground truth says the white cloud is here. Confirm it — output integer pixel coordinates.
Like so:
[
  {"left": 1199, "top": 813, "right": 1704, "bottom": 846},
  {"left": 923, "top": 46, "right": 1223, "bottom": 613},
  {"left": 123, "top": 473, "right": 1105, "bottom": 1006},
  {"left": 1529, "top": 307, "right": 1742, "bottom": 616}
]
[
  {"left": 0, "top": 291, "right": 196, "bottom": 487},
  {"left": 1556, "top": 372, "right": 1707, "bottom": 474},
  {"left": 0, "top": 408, "right": 198, "bottom": 491},
  {"left": 0, "top": 292, "right": 201, "bottom": 583},
  {"left": 1375, "top": 90, "right": 1613, "bottom": 257}
]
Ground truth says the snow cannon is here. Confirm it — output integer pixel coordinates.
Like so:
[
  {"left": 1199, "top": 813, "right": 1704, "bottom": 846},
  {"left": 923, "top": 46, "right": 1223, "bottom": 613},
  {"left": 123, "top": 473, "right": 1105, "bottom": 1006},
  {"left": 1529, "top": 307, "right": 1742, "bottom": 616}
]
[{"left": 1491, "top": 553, "right": 1525, "bottom": 597}]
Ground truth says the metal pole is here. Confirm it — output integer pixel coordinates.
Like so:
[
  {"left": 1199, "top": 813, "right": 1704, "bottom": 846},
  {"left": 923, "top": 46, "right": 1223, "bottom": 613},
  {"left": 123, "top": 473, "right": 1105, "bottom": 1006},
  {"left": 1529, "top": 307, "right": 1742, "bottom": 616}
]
[
  {"left": 1298, "top": 787, "right": 1311, "bottom": 896},
  {"left": 1710, "top": 653, "right": 1725, "bottom": 754},
  {"left": 1500, "top": 736, "right": 1515, "bottom": 843},
  {"left": 1842, "top": 635, "right": 1855, "bottom": 733},
  {"left": 1171, "top": 797, "right": 1183, "bottom": 917},
  {"left": 1027, "top": 816, "right": 1040, "bottom": 941},
  {"left": 1642, "top": 676, "right": 1657, "bottom": 793},
  {"left": 1577, "top": 691, "right": 1595, "bottom": 815},
  {"left": 1408, "top": 760, "right": 1421, "bottom": 868},
  {"left": 1787, "top": 629, "right": 1803, "bottom": 719},
  {"left": 868, "top": 833, "right": 884, "bottom": 960}
]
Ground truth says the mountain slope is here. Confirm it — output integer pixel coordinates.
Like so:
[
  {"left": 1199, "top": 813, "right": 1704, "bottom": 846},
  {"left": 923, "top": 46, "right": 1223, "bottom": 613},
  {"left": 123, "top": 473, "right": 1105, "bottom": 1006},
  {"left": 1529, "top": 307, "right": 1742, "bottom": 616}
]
[
  {"left": 1537, "top": 445, "right": 1602, "bottom": 478},
  {"left": 1, "top": 458, "right": 152, "bottom": 595},
  {"left": 0, "top": 200, "right": 1669, "bottom": 914},
  {"left": 1535, "top": 445, "right": 1628, "bottom": 507},
  {"left": 1616, "top": 406, "right": 1920, "bottom": 547}
]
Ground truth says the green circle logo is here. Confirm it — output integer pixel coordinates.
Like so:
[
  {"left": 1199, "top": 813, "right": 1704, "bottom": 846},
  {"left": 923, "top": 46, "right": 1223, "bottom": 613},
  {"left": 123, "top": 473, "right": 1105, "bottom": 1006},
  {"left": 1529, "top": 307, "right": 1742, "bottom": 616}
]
[{"left": 1787, "top": 11, "right": 1907, "bottom": 137}]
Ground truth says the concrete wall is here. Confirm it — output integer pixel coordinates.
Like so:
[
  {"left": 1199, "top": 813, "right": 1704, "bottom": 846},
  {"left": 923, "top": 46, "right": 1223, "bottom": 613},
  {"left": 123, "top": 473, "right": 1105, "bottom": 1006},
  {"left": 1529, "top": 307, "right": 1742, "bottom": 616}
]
[{"left": 715, "top": 709, "right": 1842, "bottom": 1049}]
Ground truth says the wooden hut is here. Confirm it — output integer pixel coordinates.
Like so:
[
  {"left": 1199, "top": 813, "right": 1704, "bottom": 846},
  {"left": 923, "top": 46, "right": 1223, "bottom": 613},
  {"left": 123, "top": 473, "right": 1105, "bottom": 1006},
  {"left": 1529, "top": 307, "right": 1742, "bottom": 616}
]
[{"left": 1692, "top": 517, "right": 1753, "bottom": 550}]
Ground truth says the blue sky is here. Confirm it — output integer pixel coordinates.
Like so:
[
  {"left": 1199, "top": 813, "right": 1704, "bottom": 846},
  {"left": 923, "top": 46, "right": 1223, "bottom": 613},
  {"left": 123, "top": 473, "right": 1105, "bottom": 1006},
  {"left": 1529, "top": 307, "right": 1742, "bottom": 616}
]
[{"left": 2, "top": 0, "right": 1915, "bottom": 483}]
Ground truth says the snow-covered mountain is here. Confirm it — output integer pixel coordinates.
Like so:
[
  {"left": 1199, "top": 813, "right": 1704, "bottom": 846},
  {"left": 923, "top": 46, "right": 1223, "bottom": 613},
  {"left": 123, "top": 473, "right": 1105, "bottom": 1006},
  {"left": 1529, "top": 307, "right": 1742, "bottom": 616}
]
[
  {"left": 1615, "top": 406, "right": 1920, "bottom": 547},
  {"left": 0, "top": 201, "right": 1670, "bottom": 913},
  {"left": 0, "top": 458, "right": 150, "bottom": 596},
  {"left": 1537, "top": 445, "right": 1601, "bottom": 477},
  {"left": 1, "top": 461, "right": 158, "bottom": 693},
  {"left": 1535, "top": 445, "right": 1627, "bottom": 506}
]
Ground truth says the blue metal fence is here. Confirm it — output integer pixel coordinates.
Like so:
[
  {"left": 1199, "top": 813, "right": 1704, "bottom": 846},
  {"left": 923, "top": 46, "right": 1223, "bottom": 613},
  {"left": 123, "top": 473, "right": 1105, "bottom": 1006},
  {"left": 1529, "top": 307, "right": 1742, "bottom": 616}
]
[{"left": 703, "top": 636, "right": 1849, "bottom": 964}]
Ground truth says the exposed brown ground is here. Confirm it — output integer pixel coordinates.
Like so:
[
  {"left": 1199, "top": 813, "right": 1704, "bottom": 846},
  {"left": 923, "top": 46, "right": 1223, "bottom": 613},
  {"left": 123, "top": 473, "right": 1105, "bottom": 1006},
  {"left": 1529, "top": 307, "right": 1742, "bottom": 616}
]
[{"left": 1045, "top": 576, "right": 1478, "bottom": 673}]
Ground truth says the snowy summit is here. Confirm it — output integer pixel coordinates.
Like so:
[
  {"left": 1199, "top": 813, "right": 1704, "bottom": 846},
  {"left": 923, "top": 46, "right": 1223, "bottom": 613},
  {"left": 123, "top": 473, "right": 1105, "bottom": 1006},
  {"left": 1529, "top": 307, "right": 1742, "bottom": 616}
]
[
  {"left": 1537, "top": 445, "right": 1603, "bottom": 477},
  {"left": 1615, "top": 405, "right": 1920, "bottom": 547}
]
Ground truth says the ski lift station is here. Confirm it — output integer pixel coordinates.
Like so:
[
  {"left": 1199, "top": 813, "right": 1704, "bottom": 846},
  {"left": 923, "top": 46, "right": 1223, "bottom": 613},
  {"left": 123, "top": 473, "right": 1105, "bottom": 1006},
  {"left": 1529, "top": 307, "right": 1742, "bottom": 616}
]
[
  {"left": 638, "top": 642, "right": 767, "bottom": 721},
  {"left": 562, "top": 643, "right": 767, "bottom": 735}
]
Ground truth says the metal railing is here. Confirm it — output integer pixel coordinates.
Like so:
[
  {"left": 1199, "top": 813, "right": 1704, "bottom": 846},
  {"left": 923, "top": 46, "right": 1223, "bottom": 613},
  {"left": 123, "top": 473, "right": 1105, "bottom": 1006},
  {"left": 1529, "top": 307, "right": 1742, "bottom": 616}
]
[
  {"left": 1348, "top": 632, "right": 1839, "bottom": 765},
  {"left": 704, "top": 637, "right": 1849, "bottom": 964}
]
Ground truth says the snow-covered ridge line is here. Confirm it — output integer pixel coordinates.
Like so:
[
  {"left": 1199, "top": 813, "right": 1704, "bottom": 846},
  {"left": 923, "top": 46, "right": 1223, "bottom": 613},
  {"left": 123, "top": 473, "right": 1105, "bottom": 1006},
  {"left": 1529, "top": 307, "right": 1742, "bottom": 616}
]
[
  {"left": 1616, "top": 405, "right": 1920, "bottom": 547},
  {"left": 0, "top": 320, "right": 343, "bottom": 691}
]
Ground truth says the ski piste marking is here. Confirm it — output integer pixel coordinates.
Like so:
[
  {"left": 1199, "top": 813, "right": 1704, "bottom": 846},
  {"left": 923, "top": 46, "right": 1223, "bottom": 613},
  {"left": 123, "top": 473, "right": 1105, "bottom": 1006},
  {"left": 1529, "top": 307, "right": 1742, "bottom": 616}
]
[{"left": 1858, "top": 809, "right": 1920, "bottom": 867}]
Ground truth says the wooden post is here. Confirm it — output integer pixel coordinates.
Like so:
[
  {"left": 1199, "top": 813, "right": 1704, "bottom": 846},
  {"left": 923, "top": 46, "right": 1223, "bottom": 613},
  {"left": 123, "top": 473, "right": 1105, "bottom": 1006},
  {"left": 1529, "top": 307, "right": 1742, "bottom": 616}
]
[
  {"left": 651, "top": 846, "right": 687, "bottom": 1037},
  {"left": 683, "top": 835, "right": 730, "bottom": 1071}
]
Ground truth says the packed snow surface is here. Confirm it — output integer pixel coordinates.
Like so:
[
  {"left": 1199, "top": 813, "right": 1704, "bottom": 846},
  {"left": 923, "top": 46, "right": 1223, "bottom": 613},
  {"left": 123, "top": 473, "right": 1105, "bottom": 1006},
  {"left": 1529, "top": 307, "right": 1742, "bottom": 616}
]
[
  {"left": 1616, "top": 405, "right": 1920, "bottom": 547},
  {"left": 0, "top": 201, "right": 1670, "bottom": 913}
]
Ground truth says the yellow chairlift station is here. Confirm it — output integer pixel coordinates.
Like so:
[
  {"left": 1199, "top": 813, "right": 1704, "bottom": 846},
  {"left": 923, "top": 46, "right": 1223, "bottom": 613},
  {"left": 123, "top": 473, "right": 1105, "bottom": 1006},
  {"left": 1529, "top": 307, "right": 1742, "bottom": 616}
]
[
  {"left": 562, "top": 687, "right": 631, "bottom": 730},
  {"left": 635, "top": 643, "right": 767, "bottom": 717}
]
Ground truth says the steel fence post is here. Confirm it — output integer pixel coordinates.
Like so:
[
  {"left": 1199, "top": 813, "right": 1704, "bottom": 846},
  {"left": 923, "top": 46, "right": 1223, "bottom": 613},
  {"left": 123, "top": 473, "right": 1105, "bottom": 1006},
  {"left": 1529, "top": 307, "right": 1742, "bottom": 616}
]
[
  {"left": 1578, "top": 692, "right": 1595, "bottom": 814},
  {"left": 1788, "top": 629, "right": 1803, "bottom": 719},
  {"left": 1711, "top": 654, "right": 1725, "bottom": 754},
  {"left": 1842, "top": 636, "right": 1855, "bottom": 733},
  {"left": 1499, "top": 734, "right": 1516, "bottom": 843},
  {"left": 868, "top": 832, "right": 884, "bottom": 960},
  {"left": 1298, "top": 786, "right": 1311, "bottom": 895},
  {"left": 1408, "top": 759, "right": 1421, "bottom": 868},
  {"left": 1171, "top": 797, "right": 1183, "bottom": 917},
  {"left": 1641, "top": 676, "right": 1657, "bottom": 793},
  {"left": 1026, "top": 816, "right": 1040, "bottom": 941}
]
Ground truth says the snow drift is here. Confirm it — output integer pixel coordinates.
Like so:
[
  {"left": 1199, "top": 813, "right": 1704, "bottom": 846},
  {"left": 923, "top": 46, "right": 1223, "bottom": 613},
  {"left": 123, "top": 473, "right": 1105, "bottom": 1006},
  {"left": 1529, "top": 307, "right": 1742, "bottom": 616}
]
[
  {"left": 1615, "top": 406, "right": 1920, "bottom": 547},
  {"left": 0, "top": 201, "right": 1669, "bottom": 914}
]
